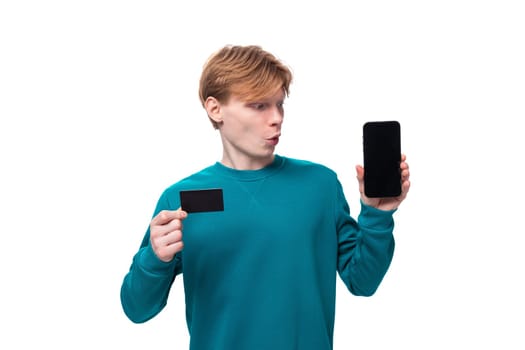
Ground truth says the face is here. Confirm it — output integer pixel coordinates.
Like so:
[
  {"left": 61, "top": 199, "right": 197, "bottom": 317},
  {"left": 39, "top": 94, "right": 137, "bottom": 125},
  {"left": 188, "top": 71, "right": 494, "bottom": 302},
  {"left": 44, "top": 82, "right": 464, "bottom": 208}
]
[{"left": 208, "top": 88, "right": 285, "bottom": 170}]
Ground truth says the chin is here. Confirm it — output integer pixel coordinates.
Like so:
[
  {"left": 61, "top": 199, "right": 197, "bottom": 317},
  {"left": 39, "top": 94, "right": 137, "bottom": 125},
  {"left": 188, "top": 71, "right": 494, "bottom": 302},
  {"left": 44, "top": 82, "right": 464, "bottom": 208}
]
[{"left": 252, "top": 150, "right": 274, "bottom": 162}]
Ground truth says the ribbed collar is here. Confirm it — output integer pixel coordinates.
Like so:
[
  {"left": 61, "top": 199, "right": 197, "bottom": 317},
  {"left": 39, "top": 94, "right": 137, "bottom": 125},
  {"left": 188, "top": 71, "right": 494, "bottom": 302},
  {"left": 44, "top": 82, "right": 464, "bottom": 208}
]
[{"left": 211, "top": 155, "right": 286, "bottom": 181}]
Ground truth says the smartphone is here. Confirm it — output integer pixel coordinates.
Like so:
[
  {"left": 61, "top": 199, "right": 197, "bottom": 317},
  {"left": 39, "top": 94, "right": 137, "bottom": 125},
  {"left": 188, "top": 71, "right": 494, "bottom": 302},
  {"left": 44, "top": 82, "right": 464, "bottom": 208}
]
[
  {"left": 363, "top": 121, "right": 401, "bottom": 198},
  {"left": 179, "top": 189, "right": 224, "bottom": 213}
]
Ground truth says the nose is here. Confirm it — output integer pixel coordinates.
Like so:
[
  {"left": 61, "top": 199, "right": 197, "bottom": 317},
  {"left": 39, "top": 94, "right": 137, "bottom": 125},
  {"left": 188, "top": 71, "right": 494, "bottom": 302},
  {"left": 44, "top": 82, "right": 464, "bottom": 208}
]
[{"left": 269, "top": 105, "right": 284, "bottom": 126}]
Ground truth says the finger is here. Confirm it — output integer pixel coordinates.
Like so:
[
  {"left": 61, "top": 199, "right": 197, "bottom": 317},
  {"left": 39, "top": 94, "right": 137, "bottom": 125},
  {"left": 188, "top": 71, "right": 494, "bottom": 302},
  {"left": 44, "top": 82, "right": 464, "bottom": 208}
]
[
  {"left": 151, "top": 208, "right": 187, "bottom": 225},
  {"left": 160, "top": 229, "right": 183, "bottom": 246},
  {"left": 400, "top": 179, "right": 411, "bottom": 197},
  {"left": 151, "top": 216, "right": 185, "bottom": 241},
  {"left": 159, "top": 217, "right": 184, "bottom": 235},
  {"left": 166, "top": 240, "right": 184, "bottom": 252},
  {"left": 155, "top": 240, "right": 184, "bottom": 263},
  {"left": 401, "top": 168, "right": 410, "bottom": 181},
  {"left": 151, "top": 228, "right": 182, "bottom": 250}
]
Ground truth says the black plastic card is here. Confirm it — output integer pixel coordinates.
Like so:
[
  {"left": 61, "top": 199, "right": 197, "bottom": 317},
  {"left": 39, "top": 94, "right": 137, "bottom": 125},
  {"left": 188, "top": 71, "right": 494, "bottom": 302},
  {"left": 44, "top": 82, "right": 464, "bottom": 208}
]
[{"left": 179, "top": 189, "right": 224, "bottom": 213}]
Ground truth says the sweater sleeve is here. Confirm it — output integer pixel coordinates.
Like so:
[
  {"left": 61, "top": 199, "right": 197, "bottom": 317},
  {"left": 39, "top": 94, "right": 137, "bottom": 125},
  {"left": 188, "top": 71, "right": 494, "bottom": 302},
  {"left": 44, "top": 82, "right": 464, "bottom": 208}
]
[
  {"left": 335, "top": 180, "right": 396, "bottom": 296},
  {"left": 120, "top": 190, "right": 183, "bottom": 323}
]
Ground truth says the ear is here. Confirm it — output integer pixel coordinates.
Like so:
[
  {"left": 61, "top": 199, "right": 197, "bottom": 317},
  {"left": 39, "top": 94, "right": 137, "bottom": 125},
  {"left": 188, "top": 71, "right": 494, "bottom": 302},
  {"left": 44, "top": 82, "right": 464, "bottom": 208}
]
[{"left": 204, "top": 96, "right": 223, "bottom": 126}]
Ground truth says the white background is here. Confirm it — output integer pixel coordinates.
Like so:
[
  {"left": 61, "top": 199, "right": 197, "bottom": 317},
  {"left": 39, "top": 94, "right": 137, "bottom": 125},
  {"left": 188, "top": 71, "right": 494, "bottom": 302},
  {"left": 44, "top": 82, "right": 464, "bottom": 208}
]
[{"left": 1, "top": 0, "right": 524, "bottom": 349}]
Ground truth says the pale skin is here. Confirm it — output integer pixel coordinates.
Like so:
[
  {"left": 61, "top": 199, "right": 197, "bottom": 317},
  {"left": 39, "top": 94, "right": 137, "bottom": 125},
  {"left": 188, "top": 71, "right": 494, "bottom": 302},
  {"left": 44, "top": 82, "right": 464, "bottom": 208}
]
[{"left": 150, "top": 89, "right": 411, "bottom": 262}]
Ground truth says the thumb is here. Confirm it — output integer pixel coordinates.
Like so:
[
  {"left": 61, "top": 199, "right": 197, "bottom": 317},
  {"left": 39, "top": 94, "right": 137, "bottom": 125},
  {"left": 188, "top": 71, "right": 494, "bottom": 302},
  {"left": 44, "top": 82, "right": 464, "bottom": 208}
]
[
  {"left": 355, "top": 165, "right": 365, "bottom": 196},
  {"left": 355, "top": 164, "right": 364, "bottom": 181},
  {"left": 152, "top": 208, "right": 187, "bottom": 225}
]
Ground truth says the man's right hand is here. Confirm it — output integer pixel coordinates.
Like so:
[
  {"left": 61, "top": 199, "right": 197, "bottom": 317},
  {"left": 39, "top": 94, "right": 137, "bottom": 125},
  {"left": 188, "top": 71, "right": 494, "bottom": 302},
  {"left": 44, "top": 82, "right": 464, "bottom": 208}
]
[{"left": 149, "top": 208, "right": 187, "bottom": 262}]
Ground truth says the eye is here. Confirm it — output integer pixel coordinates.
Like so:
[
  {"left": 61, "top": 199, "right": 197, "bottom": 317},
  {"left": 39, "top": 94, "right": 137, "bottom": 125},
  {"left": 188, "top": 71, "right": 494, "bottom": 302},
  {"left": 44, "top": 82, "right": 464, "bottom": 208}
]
[{"left": 249, "top": 103, "right": 267, "bottom": 111}]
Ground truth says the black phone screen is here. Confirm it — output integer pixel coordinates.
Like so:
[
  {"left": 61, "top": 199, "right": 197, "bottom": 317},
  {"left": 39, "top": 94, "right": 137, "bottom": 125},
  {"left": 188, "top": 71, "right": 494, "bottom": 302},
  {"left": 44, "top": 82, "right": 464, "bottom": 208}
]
[{"left": 363, "top": 121, "right": 401, "bottom": 198}]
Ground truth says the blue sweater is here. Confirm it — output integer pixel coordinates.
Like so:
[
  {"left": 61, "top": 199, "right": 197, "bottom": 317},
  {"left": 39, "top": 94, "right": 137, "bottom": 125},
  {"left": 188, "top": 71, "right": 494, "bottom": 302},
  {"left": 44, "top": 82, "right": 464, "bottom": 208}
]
[{"left": 121, "top": 155, "right": 395, "bottom": 349}]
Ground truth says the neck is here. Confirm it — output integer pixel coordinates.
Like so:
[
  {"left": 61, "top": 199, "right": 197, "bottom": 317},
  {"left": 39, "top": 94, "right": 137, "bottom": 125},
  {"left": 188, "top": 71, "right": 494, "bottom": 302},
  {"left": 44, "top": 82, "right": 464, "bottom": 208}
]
[{"left": 221, "top": 152, "right": 275, "bottom": 170}]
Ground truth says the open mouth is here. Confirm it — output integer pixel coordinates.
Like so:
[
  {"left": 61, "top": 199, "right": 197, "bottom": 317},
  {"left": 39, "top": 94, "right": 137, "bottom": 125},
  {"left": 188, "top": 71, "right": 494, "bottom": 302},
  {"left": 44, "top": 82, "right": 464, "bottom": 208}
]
[{"left": 267, "top": 135, "right": 280, "bottom": 146}]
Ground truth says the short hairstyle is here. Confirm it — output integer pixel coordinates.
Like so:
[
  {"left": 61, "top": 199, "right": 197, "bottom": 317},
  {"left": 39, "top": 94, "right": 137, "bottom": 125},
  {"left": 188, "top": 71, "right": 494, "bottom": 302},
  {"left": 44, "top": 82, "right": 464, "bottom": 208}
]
[{"left": 199, "top": 45, "right": 293, "bottom": 128}]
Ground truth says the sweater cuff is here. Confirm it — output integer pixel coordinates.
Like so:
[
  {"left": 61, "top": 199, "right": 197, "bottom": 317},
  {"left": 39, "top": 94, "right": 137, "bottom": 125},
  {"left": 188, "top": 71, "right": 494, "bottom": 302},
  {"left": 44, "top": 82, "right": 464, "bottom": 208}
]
[
  {"left": 139, "top": 244, "right": 178, "bottom": 275},
  {"left": 358, "top": 200, "right": 396, "bottom": 230}
]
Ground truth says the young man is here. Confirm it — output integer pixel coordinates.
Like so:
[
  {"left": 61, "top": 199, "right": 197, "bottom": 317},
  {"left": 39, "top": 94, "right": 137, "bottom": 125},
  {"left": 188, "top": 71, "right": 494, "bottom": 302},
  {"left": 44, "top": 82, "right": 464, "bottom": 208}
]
[{"left": 121, "top": 45, "right": 411, "bottom": 349}]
